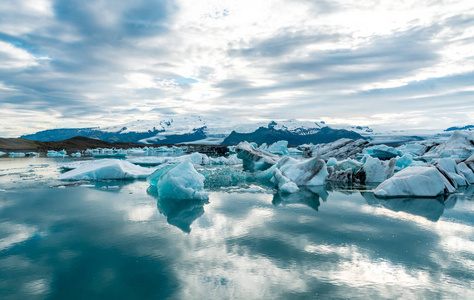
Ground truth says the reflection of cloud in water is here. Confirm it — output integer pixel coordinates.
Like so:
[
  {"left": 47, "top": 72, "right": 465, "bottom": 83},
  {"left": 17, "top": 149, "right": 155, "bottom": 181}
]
[
  {"left": 147, "top": 186, "right": 209, "bottom": 233},
  {"left": 0, "top": 222, "right": 38, "bottom": 251}
]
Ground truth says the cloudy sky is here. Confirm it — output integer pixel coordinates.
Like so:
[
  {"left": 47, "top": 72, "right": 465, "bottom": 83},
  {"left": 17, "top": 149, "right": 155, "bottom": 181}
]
[{"left": 0, "top": 0, "right": 473, "bottom": 137}]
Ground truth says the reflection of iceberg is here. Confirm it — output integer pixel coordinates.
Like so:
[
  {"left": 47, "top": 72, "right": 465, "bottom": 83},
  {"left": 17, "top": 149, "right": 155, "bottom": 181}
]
[
  {"left": 272, "top": 186, "right": 328, "bottom": 211},
  {"left": 147, "top": 186, "right": 208, "bottom": 233},
  {"left": 378, "top": 197, "right": 446, "bottom": 222}
]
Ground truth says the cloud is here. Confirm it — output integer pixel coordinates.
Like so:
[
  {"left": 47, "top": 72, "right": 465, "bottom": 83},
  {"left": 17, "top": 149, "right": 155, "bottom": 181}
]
[{"left": 0, "top": 0, "right": 473, "bottom": 136}]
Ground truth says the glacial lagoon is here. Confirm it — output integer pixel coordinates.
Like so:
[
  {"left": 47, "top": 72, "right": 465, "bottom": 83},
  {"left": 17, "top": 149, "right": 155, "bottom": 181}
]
[{"left": 1, "top": 157, "right": 473, "bottom": 299}]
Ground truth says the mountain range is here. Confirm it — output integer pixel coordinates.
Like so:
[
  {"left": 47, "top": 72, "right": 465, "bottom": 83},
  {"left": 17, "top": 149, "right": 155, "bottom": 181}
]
[{"left": 19, "top": 115, "right": 468, "bottom": 146}]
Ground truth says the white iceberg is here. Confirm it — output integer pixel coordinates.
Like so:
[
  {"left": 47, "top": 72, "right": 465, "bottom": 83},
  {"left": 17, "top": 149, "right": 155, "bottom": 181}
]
[
  {"left": 364, "top": 145, "right": 401, "bottom": 159},
  {"left": 457, "top": 162, "right": 474, "bottom": 184},
  {"left": 374, "top": 166, "right": 456, "bottom": 198},
  {"left": 267, "top": 140, "right": 289, "bottom": 156},
  {"left": 272, "top": 168, "right": 299, "bottom": 193},
  {"left": 147, "top": 160, "right": 208, "bottom": 200},
  {"left": 356, "top": 156, "right": 396, "bottom": 183},
  {"left": 434, "top": 158, "right": 468, "bottom": 187},
  {"left": 306, "top": 138, "right": 370, "bottom": 159},
  {"left": 236, "top": 141, "right": 280, "bottom": 172},
  {"left": 58, "top": 159, "right": 153, "bottom": 180},
  {"left": 423, "top": 131, "right": 474, "bottom": 159},
  {"left": 277, "top": 156, "right": 328, "bottom": 186},
  {"left": 0, "top": 151, "right": 6, "bottom": 156}
]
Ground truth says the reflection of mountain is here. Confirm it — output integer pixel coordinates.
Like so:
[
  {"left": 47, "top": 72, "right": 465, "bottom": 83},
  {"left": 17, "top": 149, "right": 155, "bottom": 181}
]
[
  {"left": 272, "top": 186, "right": 328, "bottom": 212},
  {"left": 147, "top": 186, "right": 208, "bottom": 233}
]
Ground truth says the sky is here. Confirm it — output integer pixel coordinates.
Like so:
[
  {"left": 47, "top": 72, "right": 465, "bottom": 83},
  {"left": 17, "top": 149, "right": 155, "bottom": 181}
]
[{"left": 0, "top": 0, "right": 473, "bottom": 137}]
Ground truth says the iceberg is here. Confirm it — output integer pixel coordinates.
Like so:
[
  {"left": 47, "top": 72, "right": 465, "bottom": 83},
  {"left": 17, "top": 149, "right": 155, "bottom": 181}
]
[
  {"left": 397, "top": 143, "right": 429, "bottom": 157},
  {"left": 434, "top": 158, "right": 468, "bottom": 187},
  {"left": 456, "top": 162, "right": 474, "bottom": 184},
  {"left": 9, "top": 152, "right": 26, "bottom": 157},
  {"left": 0, "top": 151, "right": 6, "bottom": 156},
  {"left": 306, "top": 138, "right": 371, "bottom": 159},
  {"left": 277, "top": 156, "right": 328, "bottom": 186},
  {"left": 272, "top": 168, "right": 299, "bottom": 193},
  {"left": 236, "top": 141, "right": 280, "bottom": 172},
  {"left": 47, "top": 150, "right": 68, "bottom": 157},
  {"left": 58, "top": 159, "right": 154, "bottom": 180},
  {"left": 374, "top": 166, "right": 456, "bottom": 198},
  {"left": 267, "top": 140, "right": 289, "bottom": 156},
  {"left": 364, "top": 145, "right": 401, "bottom": 159},
  {"left": 355, "top": 156, "right": 396, "bottom": 183},
  {"left": 272, "top": 186, "right": 328, "bottom": 211},
  {"left": 147, "top": 160, "right": 209, "bottom": 200},
  {"left": 423, "top": 131, "right": 474, "bottom": 159}
]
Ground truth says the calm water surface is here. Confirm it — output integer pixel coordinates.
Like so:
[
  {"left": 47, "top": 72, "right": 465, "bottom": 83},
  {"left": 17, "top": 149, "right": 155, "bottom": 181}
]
[{"left": 0, "top": 157, "right": 473, "bottom": 299}]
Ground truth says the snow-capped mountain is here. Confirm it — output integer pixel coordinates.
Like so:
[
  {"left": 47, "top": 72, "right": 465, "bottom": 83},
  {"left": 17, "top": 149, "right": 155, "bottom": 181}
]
[{"left": 20, "top": 116, "right": 363, "bottom": 145}]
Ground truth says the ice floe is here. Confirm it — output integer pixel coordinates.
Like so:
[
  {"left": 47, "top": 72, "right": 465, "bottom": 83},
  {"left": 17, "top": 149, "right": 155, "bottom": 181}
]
[{"left": 58, "top": 159, "right": 153, "bottom": 180}]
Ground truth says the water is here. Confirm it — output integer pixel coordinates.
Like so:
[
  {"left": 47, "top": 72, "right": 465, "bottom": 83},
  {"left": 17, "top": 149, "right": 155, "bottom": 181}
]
[{"left": 1, "top": 158, "right": 473, "bottom": 299}]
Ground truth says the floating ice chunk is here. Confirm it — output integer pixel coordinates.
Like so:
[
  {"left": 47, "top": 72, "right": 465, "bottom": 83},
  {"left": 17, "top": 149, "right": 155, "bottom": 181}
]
[
  {"left": 333, "top": 158, "right": 363, "bottom": 173},
  {"left": 395, "top": 153, "right": 414, "bottom": 170},
  {"left": 434, "top": 158, "right": 468, "bottom": 187},
  {"left": 278, "top": 156, "right": 328, "bottom": 186},
  {"left": 209, "top": 154, "right": 242, "bottom": 165},
  {"left": 9, "top": 152, "right": 25, "bottom": 157},
  {"left": 327, "top": 168, "right": 353, "bottom": 183},
  {"left": 236, "top": 141, "right": 280, "bottom": 172},
  {"left": 306, "top": 138, "right": 371, "bottom": 159},
  {"left": 424, "top": 131, "right": 474, "bottom": 159},
  {"left": 267, "top": 140, "right": 289, "bottom": 156},
  {"left": 259, "top": 143, "right": 268, "bottom": 151},
  {"left": 0, "top": 151, "right": 6, "bottom": 156},
  {"left": 58, "top": 159, "right": 153, "bottom": 180},
  {"left": 70, "top": 152, "right": 81, "bottom": 157},
  {"left": 185, "top": 152, "right": 210, "bottom": 165},
  {"left": 326, "top": 158, "right": 337, "bottom": 167},
  {"left": 47, "top": 150, "right": 67, "bottom": 157},
  {"left": 364, "top": 144, "right": 401, "bottom": 159},
  {"left": 356, "top": 156, "right": 396, "bottom": 183},
  {"left": 147, "top": 160, "right": 208, "bottom": 200},
  {"left": 272, "top": 168, "right": 299, "bottom": 193},
  {"left": 374, "top": 166, "right": 456, "bottom": 198},
  {"left": 457, "top": 162, "right": 474, "bottom": 184},
  {"left": 396, "top": 143, "right": 429, "bottom": 157}
]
